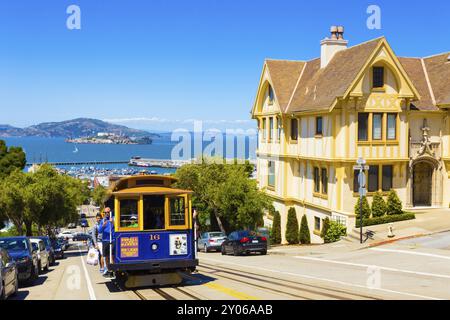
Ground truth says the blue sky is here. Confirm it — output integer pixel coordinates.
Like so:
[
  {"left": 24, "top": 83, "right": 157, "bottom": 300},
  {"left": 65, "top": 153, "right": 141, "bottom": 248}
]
[{"left": 1, "top": 0, "right": 449, "bottom": 131}]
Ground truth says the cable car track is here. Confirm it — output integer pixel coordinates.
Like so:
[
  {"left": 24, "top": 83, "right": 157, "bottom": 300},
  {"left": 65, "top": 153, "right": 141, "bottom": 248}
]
[{"left": 198, "top": 262, "right": 381, "bottom": 300}]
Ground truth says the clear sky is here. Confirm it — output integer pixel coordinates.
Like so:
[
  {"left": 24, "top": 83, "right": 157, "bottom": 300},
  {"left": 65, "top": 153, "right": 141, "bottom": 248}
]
[{"left": 1, "top": 0, "right": 449, "bottom": 131}]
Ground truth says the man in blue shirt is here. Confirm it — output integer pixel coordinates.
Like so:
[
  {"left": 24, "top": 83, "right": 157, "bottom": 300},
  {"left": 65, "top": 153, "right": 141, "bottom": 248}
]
[{"left": 98, "top": 207, "right": 115, "bottom": 278}]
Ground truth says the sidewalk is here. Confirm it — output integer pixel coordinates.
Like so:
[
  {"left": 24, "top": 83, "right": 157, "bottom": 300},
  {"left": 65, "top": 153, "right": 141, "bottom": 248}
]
[{"left": 268, "top": 208, "right": 450, "bottom": 256}]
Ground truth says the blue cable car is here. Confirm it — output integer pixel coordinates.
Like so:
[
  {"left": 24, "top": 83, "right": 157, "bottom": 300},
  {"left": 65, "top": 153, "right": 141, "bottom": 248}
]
[{"left": 104, "top": 175, "right": 198, "bottom": 288}]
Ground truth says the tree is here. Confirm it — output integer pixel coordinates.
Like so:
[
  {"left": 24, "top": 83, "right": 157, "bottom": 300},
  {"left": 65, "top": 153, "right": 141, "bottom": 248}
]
[
  {"left": 299, "top": 215, "right": 311, "bottom": 244},
  {"left": 92, "top": 185, "right": 108, "bottom": 209},
  {"left": 0, "top": 140, "right": 26, "bottom": 179},
  {"left": 285, "top": 207, "right": 299, "bottom": 244},
  {"left": 387, "top": 189, "right": 403, "bottom": 215},
  {"left": 355, "top": 196, "right": 371, "bottom": 219},
  {"left": 372, "top": 192, "right": 387, "bottom": 217},
  {"left": 320, "top": 217, "right": 330, "bottom": 239},
  {"left": 0, "top": 170, "right": 27, "bottom": 235},
  {"left": 270, "top": 211, "right": 281, "bottom": 245}
]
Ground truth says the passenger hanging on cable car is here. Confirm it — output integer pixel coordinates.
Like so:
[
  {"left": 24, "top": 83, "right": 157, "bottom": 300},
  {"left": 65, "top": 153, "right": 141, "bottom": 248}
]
[{"left": 98, "top": 207, "right": 115, "bottom": 278}]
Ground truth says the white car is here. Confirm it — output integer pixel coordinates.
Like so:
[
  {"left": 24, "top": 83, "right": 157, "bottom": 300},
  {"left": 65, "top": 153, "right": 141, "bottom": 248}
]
[
  {"left": 29, "top": 239, "right": 50, "bottom": 273},
  {"left": 58, "top": 231, "right": 74, "bottom": 240}
]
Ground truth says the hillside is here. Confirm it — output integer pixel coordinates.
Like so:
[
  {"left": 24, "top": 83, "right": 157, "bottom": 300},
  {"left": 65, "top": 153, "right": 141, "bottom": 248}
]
[{"left": 0, "top": 118, "right": 158, "bottom": 138}]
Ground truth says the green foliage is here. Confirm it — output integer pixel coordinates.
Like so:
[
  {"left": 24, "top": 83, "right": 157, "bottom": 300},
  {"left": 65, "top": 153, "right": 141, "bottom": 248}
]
[
  {"left": 354, "top": 196, "right": 371, "bottom": 219},
  {"left": 175, "top": 160, "right": 271, "bottom": 233},
  {"left": 92, "top": 185, "right": 108, "bottom": 209},
  {"left": 0, "top": 140, "right": 26, "bottom": 180},
  {"left": 270, "top": 211, "right": 282, "bottom": 245},
  {"left": 299, "top": 215, "right": 311, "bottom": 244},
  {"left": 285, "top": 208, "right": 299, "bottom": 244},
  {"left": 0, "top": 164, "right": 89, "bottom": 236},
  {"left": 387, "top": 189, "right": 403, "bottom": 215},
  {"left": 371, "top": 192, "right": 387, "bottom": 217},
  {"left": 320, "top": 217, "right": 330, "bottom": 239},
  {"left": 324, "top": 220, "right": 347, "bottom": 243},
  {"left": 355, "top": 212, "right": 415, "bottom": 227}
]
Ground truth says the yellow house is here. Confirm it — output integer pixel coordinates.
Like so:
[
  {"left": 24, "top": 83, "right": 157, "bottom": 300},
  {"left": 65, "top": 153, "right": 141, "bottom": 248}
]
[{"left": 251, "top": 26, "right": 450, "bottom": 244}]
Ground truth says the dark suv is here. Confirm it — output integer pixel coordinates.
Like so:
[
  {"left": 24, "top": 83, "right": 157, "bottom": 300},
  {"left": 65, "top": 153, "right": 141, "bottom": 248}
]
[{"left": 0, "top": 237, "right": 39, "bottom": 284}]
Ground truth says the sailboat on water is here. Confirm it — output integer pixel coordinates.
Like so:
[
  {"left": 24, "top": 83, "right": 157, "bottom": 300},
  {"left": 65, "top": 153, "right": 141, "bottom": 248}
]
[{"left": 73, "top": 145, "right": 79, "bottom": 153}]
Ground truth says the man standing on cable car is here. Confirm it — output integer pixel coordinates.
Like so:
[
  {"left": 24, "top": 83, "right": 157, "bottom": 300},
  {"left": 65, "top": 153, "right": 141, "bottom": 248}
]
[{"left": 98, "top": 207, "right": 115, "bottom": 278}]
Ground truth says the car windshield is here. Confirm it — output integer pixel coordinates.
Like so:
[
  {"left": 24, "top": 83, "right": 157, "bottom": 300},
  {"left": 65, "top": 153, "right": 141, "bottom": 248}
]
[
  {"left": 0, "top": 239, "right": 28, "bottom": 251},
  {"left": 209, "top": 232, "right": 225, "bottom": 238}
]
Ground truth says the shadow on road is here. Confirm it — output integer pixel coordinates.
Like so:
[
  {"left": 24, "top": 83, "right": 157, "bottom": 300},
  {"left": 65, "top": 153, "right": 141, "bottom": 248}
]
[
  {"left": 19, "top": 275, "right": 48, "bottom": 288},
  {"left": 9, "top": 289, "right": 30, "bottom": 300}
]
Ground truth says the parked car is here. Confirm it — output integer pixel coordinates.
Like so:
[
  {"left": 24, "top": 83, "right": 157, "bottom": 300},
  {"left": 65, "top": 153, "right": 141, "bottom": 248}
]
[
  {"left": 31, "top": 236, "right": 56, "bottom": 266},
  {"left": 0, "top": 237, "right": 39, "bottom": 283},
  {"left": 29, "top": 239, "right": 50, "bottom": 273},
  {"left": 67, "top": 223, "right": 77, "bottom": 229},
  {"left": 72, "top": 233, "right": 92, "bottom": 242},
  {"left": 80, "top": 219, "right": 89, "bottom": 228},
  {"left": 50, "top": 240, "right": 65, "bottom": 259},
  {"left": 198, "top": 232, "right": 227, "bottom": 252},
  {"left": 58, "top": 231, "right": 74, "bottom": 241},
  {"left": 221, "top": 230, "right": 267, "bottom": 256},
  {"left": 56, "top": 237, "right": 69, "bottom": 250},
  {"left": 0, "top": 248, "right": 19, "bottom": 300}
]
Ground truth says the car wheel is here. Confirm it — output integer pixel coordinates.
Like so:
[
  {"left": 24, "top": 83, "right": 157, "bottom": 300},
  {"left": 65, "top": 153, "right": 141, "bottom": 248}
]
[
  {"left": 44, "top": 259, "right": 50, "bottom": 272},
  {"left": 37, "top": 261, "right": 42, "bottom": 274},
  {"left": 50, "top": 256, "right": 56, "bottom": 266},
  {"left": 261, "top": 249, "right": 267, "bottom": 255},
  {"left": 221, "top": 246, "right": 226, "bottom": 255},
  {"left": 203, "top": 245, "right": 208, "bottom": 253},
  {"left": 0, "top": 282, "right": 5, "bottom": 300},
  {"left": 233, "top": 246, "right": 240, "bottom": 256}
]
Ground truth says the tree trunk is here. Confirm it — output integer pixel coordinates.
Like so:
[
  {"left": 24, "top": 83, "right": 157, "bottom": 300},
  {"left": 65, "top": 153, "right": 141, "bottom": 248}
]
[
  {"left": 25, "top": 220, "right": 33, "bottom": 236},
  {"left": 213, "top": 209, "right": 226, "bottom": 234}
]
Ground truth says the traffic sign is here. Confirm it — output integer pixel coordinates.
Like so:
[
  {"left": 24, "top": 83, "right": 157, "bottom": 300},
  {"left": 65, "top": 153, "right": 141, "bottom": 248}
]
[
  {"left": 358, "top": 172, "right": 366, "bottom": 188},
  {"left": 358, "top": 187, "right": 367, "bottom": 196},
  {"left": 353, "top": 165, "right": 370, "bottom": 171},
  {"left": 356, "top": 157, "right": 366, "bottom": 165}
]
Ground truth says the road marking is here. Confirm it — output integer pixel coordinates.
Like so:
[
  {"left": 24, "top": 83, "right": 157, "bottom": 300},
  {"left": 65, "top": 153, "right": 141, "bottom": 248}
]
[
  {"left": 370, "top": 248, "right": 450, "bottom": 260},
  {"left": 294, "top": 256, "right": 450, "bottom": 280},
  {"left": 203, "top": 282, "right": 258, "bottom": 300},
  {"left": 201, "top": 257, "right": 442, "bottom": 300},
  {"left": 78, "top": 244, "right": 97, "bottom": 300}
]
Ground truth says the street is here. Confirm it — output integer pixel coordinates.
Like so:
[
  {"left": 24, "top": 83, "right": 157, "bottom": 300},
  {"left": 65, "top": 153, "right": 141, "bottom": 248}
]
[{"left": 9, "top": 230, "right": 450, "bottom": 300}]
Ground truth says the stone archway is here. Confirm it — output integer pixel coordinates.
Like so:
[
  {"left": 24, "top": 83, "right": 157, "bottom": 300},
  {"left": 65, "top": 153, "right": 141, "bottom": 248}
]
[{"left": 413, "top": 161, "right": 433, "bottom": 206}]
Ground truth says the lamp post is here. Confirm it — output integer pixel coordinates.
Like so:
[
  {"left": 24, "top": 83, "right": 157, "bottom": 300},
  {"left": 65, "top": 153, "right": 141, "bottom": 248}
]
[{"left": 354, "top": 158, "right": 368, "bottom": 244}]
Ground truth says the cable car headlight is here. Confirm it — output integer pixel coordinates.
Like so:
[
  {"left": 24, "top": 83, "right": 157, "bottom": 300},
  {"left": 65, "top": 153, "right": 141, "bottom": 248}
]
[{"left": 151, "top": 243, "right": 159, "bottom": 251}]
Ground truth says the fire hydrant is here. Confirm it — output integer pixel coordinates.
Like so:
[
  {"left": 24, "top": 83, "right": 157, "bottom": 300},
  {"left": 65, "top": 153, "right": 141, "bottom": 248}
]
[{"left": 387, "top": 223, "right": 395, "bottom": 238}]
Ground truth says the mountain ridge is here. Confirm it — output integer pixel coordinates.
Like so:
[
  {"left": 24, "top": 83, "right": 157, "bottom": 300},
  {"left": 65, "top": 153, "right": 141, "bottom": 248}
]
[{"left": 0, "top": 118, "right": 159, "bottom": 138}]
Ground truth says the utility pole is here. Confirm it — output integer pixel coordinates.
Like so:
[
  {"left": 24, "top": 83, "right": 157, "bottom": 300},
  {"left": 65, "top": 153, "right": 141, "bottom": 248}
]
[{"left": 354, "top": 158, "right": 369, "bottom": 244}]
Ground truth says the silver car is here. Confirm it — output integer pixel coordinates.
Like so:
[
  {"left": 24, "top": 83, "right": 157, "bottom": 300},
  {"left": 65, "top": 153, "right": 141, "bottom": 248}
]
[
  {"left": 197, "top": 232, "right": 227, "bottom": 252},
  {"left": 0, "top": 248, "right": 19, "bottom": 300}
]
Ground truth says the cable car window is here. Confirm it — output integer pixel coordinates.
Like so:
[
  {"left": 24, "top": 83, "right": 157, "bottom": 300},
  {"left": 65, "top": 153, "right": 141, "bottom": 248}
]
[
  {"left": 136, "top": 179, "right": 164, "bottom": 186},
  {"left": 169, "top": 197, "right": 186, "bottom": 226},
  {"left": 119, "top": 199, "right": 139, "bottom": 229},
  {"left": 143, "top": 195, "right": 165, "bottom": 230}
]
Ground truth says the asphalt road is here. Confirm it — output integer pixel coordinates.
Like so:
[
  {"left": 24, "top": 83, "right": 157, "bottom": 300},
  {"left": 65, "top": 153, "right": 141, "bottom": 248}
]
[{"left": 8, "top": 230, "right": 450, "bottom": 300}]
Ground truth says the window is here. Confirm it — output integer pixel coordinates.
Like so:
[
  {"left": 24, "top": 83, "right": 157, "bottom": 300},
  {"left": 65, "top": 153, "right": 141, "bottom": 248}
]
[
  {"left": 169, "top": 197, "right": 186, "bottom": 226},
  {"left": 262, "top": 118, "right": 266, "bottom": 140},
  {"left": 290, "top": 118, "right": 298, "bottom": 141},
  {"left": 314, "top": 167, "right": 320, "bottom": 193},
  {"left": 268, "top": 85, "right": 274, "bottom": 103},
  {"left": 268, "top": 161, "right": 275, "bottom": 187},
  {"left": 372, "top": 113, "right": 383, "bottom": 140},
  {"left": 353, "top": 169, "right": 360, "bottom": 193},
  {"left": 314, "top": 217, "right": 321, "bottom": 232},
  {"left": 358, "top": 113, "right": 369, "bottom": 141},
  {"left": 373, "top": 66, "right": 384, "bottom": 88},
  {"left": 387, "top": 114, "right": 397, "bottom": 140},
  {"left": 269, "top": 117, "right": 274, "bottom": 141},
  {"left": 315, "top": 117, "right": 323, "bottom": 136},
  {"left": 368, "top": 166, "right": 379, "bottom": 192},
  {"left": 382, "top": 165, "right": 393, "bottom": 192},
  {"left": 143, "top": 195, "right": 165, "bottom": 230},
  {"left": 277, "top": 117, "right": 282, "bottom": 141},
  {"left": 321, "top": 168, "right": 328, "bottom": 195},
  {"left": 119, "top": 199, "right": 139, "bottom": 229}
]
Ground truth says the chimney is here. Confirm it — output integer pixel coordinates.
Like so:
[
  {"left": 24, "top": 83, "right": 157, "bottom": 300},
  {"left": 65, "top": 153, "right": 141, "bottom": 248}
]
[{"left": 320, "top": 26, "right": 348, "bottom": 68}]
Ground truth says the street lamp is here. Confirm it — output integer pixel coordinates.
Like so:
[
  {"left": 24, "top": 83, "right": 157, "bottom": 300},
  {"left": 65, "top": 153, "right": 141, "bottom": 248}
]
[{"left": 354, "top": 157, "right": 369, "bottom": 244}]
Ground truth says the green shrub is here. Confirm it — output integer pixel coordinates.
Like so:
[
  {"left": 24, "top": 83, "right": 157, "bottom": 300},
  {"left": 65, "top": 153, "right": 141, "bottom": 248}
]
[
  {"left": 285, "top": 208, "right": 299, "bottom": 244},
  {"left": 355, "top": 212, "right": 415, "bottom": 227},
  {"left": 355, "top": 196, "right": 371, "bottom": 219},
  {"left": 299, "top": 215, "right": 311, "bottom": 244},
  {"left": 387, "top": 189, "right": 403, "bottom": 215},
  {"left": 371, "top": 192, "right": 387, "bottom": 217},
  {"left": 324, "top": 220, "right": 347, "bottom": 243},
  {"left": 270, "top": 211, "right": 282, "bottom": 245},
  {"left": 320, "top": 217, "right": 330, "bottom": 239}
]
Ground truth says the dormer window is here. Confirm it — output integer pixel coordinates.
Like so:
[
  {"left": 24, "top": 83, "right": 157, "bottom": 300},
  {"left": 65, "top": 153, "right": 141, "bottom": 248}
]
[
  {"left": 372, "top": 66, "right": 385, "bottom": 89},
  {"left": 268, "top": 85, "right": 274, "bottom": 104}
]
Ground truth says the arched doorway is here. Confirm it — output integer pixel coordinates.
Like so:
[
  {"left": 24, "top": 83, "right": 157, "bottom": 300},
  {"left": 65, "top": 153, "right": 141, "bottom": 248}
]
[{"left": 413, "top": 161, "right": 433, "bottom": 207}]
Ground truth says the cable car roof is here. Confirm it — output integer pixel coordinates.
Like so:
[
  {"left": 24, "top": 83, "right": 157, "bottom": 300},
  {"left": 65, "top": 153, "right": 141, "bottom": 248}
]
[{"left": 112, "top": 186, "right": 193, "bottom": 196}]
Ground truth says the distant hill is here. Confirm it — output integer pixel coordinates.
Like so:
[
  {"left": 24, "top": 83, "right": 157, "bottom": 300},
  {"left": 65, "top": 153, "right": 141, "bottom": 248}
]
[{"left": 0, "top": 118, "right": 159, "bottom": 138}]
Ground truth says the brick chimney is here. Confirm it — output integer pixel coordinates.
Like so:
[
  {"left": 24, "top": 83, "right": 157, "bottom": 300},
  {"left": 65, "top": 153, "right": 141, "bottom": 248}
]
[{"left": 320, "top": 26, "right": 348, "bottom": 68}]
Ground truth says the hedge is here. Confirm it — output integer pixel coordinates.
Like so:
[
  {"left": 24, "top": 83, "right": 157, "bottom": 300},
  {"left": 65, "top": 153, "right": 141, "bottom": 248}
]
[
  {"left": 299, "top": 215, "right": 311, "bottom": 244},
  {"left": 285, "top": 207, "right": 299, "bottom": 244},
  {"left": 270, "top": 211, "right": 282, "bottom": 245},
  {"left": 355, "top": 212, "right": 415, "bottom": 227}
]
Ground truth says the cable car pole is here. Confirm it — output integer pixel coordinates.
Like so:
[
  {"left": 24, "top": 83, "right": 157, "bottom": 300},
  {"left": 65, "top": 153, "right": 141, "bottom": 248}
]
[{"left": 354, "top": 158, "right": 368, "bottom": 244}]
